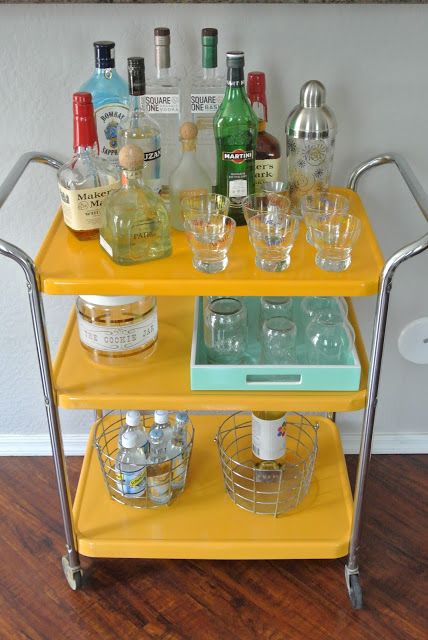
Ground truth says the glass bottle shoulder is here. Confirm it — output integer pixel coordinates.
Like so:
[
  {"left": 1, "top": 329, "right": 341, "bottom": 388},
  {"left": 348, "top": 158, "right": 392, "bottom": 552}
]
[
  {"left": 191, "top": 71, "right": 225, "bottom": 93},
  {"left": 105, "top": 182, "right": 169, "bottom": 218},
  {"left": 80, "top": 70, "right": 128, "bottom": 106},
  {"left": 169, "top": 152, "right": 211, "bottom": 190},
  {"left": 146, "top": 72, "right": 181, "bottom": 93},
  {"left": 58, "top": 153, "right": 119, "bottom": 189}
]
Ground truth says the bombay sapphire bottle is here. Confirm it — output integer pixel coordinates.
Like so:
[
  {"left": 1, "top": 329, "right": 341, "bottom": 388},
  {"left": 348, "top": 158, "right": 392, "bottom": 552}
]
[{"left": 80, "top": 41, "right": 129, "bottom": 164}]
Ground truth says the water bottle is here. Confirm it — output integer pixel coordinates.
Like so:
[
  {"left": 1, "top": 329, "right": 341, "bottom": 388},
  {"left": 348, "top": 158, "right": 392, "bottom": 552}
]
[
  {"left": 167, "top": 411, "right": 189, "bottom": 489},
  {"left": 147, "top": 427, "right": 172, "bottom": 504},
  {"left": 120, "top": 410, "right": 149, "bottom": 457},
  {"left": 115, "top": 429, "right": 147, "bottom": 498},
  {"left": 151, "top": 410, "right": 173, "bottom": 443}
]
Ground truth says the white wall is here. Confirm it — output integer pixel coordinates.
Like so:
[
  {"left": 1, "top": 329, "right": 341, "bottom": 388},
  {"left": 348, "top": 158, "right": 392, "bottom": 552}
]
[{"left": 0, "top": 3, "right": 427, "bottom": 454}]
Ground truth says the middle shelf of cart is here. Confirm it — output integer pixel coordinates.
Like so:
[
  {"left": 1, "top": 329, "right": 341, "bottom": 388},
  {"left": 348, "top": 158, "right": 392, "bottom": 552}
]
[{"left": 53, "top": 296, "right": 368, "bottom": 411}]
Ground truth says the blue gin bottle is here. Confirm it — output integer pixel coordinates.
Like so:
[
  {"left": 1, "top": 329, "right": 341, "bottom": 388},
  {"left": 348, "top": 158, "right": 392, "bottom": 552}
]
[{"left": 80, "top": 41, "right": 129, "bottom": 164}]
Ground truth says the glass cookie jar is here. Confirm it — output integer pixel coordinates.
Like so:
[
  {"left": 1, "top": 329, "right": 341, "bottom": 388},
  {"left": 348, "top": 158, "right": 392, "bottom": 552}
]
[{"left": 76, "top": 295, "right": 157, "bottom": 365}]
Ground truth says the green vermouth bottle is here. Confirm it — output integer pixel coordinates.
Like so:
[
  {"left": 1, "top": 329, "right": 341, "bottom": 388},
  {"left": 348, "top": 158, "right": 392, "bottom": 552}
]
[{"left": 214, "top": 51, "right": 258, "bottom": 226}]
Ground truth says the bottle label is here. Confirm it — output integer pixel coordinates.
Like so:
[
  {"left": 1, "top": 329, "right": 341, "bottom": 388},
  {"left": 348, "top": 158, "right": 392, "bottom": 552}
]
[
  {"left": 77, "top": 307, "right": 158, "bottom": 353},
  {"left": 191, "top": 94, "right": 223, "bottom": 114},
  {"left": 115, "top": 465, "right": 147, "bottom": 497},
  {"left": 59, "top": 180, "right": 120, "bottom": 231},
  {"left": 220, "top": 148, "right": 255, "bottom": 204},
  {"left": 252, "top": 413, "right": 287, "bottom": 461},
  {"left": 255, "top": 158, "right": 281, "bottom": 190},
  {"left": 95, "top": 104, "right": 129, "bottom": 162},
  {"left": 145, "top": 94, "right": 180, "bottom": 114}
]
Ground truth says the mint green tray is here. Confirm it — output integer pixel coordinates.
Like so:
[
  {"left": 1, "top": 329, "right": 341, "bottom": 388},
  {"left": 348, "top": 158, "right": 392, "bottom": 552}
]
[{"left": 190, "top": 297, "right": 361, "bottom": 392}]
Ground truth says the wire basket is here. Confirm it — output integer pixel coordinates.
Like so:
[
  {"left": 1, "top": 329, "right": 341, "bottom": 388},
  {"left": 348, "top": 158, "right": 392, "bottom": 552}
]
[
  {"left": 216, "top": 412, "right": 318, "bottom": 516},
  {"left": 94, "top": 411, "right": 194, "bottom": 508}
]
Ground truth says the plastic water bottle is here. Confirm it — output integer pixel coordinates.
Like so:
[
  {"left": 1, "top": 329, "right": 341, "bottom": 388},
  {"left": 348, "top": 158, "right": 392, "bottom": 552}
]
[
  {"left": 115, "top": 429, "right": 147, "bottom": 498},
  {"left": 147, "top": 427, "right": 172, "bottom": 504},
  {"left": 151, "top": 410, "right": 173, "bottom": 443},
  {"left": 167, "top": 412, "right": 189, "bottom": 489},
  {"left": 120, "top": 410, "right": 149, "bottom": 457}
]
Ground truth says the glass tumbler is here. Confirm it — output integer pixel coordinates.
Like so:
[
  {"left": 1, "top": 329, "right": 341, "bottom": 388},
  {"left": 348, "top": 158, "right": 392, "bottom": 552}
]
[
  {"left": 301, "top": 192, "right": 350, "bottom": 246},
  {"left": 183, "top": 214, "right": 236, "bottom": 273},
  {"left": 247, "top": 212, "right": 300, "bottom": 272},
  {"left": 181, "top": 193, "right": 230, "bottom": 218},
  {"left": 204, "top": 297, "right": 248, "bottom": 364},
  {"left": 259, "top": 297, "right": 293, "bottom": 330},
  {"left": 309, "top": 213, "right": 361, "bottom": 272},
  {"left": 261, "top": 316, "right": 297, "bottom": 364},
  {"left": 306, "top": 310, "right": 355, "bottom": 365},
  {"left": 242, "top": 192, "right": 291, "bottom": 225},
  {"left": 301, "top": 296, "right": 348, "bottom": 323}
]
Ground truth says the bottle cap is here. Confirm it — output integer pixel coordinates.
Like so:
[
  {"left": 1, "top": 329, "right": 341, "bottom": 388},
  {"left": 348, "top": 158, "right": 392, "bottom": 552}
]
[
  {"left": 247, "top": 71, "right": 267, "bottom": 121},
  {"left": 202, "top": 28, "right": 218, "bottom": 68},
  {"left": 72, "top": 92, "right": 98, "bottom": 151},
  {"left": 94, "top": 41, "right": 116, "bottom": 69},
  {"left": 128, "top": 57, "right": 145, "bottom": 96},
  {"left": 179, "top": 122, "right": 198, "bottom": 146},
  {"left": 286, "top": 79, "right": 336, "bottom": 139},
  {"left": 154, "top": 27, "right": 171, "bottom": 68},
  {"left": 226, "top": 51, "right": 245, "bottom": 69},
  {"left": 154, "top": 410, "right": 169, "bottom": 425},
  {"left": 118, "top": 144, "right": 145, "bottom": 170},
  {"left": 121, "top": 430, "right": 140, "bottom": 449},
  {"left": 125, "top": 410, "right": 141, "bottom": 427},
  {"left": 300, "top": 80, "right": 326, "bottom": 108}
]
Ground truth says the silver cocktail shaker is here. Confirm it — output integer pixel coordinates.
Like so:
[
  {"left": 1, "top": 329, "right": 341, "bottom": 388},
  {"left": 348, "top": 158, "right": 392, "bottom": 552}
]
[{"left": 285, "top": 80, "right": 337, "bottom": 207}]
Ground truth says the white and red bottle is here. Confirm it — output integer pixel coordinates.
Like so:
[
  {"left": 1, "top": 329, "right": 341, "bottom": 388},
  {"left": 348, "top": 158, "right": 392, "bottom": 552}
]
[{"left": 57, "top": 92, "right": 120, "bottom": 241}]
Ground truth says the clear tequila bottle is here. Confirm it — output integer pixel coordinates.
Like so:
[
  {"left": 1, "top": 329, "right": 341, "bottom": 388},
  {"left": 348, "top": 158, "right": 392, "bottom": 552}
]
[
  {"left": 190, "top": 28, "right": 224, "bottom": 185},
  {"left": 99, "top": 143, "right": 172, "bottom": 265},
  {"left": 80, "top": 41, "right": 129, "bottom": 164},
  {"left": 146, "top": 28, "right": 181, "bottom": 189},
  {"left": 169, "top": 122, "right": 211, "bottom": 230},
  {"left": 117, "top": 57, "right": 161, "bottom": 193}
]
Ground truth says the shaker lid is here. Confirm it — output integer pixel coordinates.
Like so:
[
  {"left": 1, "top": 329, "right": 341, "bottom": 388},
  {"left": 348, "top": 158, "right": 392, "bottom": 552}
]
[{"left": 286, "top": 79, "right": 336, "bottom": 139}]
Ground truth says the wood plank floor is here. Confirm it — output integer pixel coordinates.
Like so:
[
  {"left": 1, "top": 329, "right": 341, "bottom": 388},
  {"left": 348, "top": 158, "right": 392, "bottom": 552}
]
[{"left": 0, "top": 455, "right": 426, "bottom": 640}]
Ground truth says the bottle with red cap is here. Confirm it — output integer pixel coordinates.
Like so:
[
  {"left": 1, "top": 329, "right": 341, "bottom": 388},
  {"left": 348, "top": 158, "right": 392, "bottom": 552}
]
[
  {"left": 246, "top": 71, "right": 281, "bottom": 191},
  {"left": 57, "top": 92, "right": 120, "bottom": 241}
]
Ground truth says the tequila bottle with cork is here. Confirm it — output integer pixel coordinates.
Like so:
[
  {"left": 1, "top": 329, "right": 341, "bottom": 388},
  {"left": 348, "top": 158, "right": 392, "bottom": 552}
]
[
  {"left": 169, "top": 122, "right": 211, "bottom": 230},
  {"left": 117, "top": 57, "right": 162, "bottom": 193},
  {"left": 99, "top": 143, "right": 172, "bottom": 265},
  {"left": 146, "top": 28, "right": 181, "bottom": 189},
  {"left": 57, "top": 92, "right": 120, "bottom": 241},
  {"left": 214, "top": 51, "right": 258, "bottom": 226},
  {"left": 190, "top": 28, "right": 224, "bottom": 185},
  {"left": 80, "top": 41, "right": 129, "bottom": 164},
  {"left": 246, "top": 71, "right": 281, "bottom": 190}
]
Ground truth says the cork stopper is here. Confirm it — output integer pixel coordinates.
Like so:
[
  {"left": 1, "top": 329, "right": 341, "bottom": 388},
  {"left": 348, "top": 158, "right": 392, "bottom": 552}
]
[
  {"left": 180, "top": 122, "right": 198, "bottom": 152},
  {"left": 118, "top": 143, "right": 145, "bottom": 170}
]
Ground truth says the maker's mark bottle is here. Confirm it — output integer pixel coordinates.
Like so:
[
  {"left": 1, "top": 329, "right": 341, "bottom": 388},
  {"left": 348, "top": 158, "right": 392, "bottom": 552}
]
[{"left": 214, "top": 51, "right": 258, "bottom": 226}]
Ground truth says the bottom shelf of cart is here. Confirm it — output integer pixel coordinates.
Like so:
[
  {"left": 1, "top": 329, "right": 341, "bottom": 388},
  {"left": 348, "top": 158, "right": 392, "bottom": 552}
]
[{"left": 73, "top": 415, "right": 353, "bottom": 560}]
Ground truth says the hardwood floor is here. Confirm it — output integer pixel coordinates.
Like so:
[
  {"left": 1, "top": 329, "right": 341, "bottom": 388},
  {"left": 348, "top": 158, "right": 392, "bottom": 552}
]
[{"left": 0, "top": 455, "right": 426, "bottom": 640}]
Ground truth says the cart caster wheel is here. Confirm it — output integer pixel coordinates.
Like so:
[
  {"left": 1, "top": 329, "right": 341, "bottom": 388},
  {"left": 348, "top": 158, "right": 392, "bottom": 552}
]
[
  {"left": 61, "top": 556, "right": 83, "bottom": 590},
  {"left": 348, "top": 573, "right": 363, "bottom": 609}
]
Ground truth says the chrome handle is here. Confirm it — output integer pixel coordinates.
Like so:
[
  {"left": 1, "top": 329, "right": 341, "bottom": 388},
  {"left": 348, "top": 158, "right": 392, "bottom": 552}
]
[{"left": 0, "top": 151, "right": 63, "bottom": 210}]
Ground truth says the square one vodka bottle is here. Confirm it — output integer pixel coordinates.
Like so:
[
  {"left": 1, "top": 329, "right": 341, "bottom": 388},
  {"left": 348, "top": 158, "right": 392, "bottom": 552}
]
[
  {"left": 146, "top": 28, "right": 182, "bottom": 190},
  {"left": 118, "top": 57, "right": 162, "bottom": 193},
  {"left": 190, "top": 28, "right": 224, "bottom": 186},
  {"left": 80, "top": 41, "right": 129, "bottom": 165}
]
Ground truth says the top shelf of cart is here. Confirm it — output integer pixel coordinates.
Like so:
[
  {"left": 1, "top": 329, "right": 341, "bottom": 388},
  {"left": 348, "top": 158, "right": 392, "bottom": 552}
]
[{"left": 35, "top": 188, "right": 383, "bottom": 297}]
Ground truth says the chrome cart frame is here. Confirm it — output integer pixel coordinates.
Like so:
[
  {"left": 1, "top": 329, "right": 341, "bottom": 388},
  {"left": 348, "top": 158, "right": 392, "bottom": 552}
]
[{"left": 0, "top": 151, "right": 427, "bottom": 602}]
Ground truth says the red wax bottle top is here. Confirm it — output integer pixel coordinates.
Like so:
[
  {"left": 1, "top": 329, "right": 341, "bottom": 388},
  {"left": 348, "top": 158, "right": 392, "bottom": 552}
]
[
  {"left": 247, "top": 71, "right": 268, "bottom": 122},
  {"left": 72, "top": 91, "right": 98, "bottom": 151}
]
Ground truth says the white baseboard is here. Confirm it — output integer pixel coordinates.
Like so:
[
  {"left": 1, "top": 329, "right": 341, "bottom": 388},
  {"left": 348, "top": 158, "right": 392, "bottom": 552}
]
[{"left": 0, "top": 432, "right": 427, "bottom": 456}]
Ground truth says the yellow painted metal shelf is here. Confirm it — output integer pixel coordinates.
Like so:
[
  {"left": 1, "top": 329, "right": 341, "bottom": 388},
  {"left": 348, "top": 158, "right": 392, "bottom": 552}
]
[
  {"left": 36, "top": 188, "right": 383, "bottom": 297},
  {"left": 53, "top": 296, "right": 368, "bottom": 411},
  {"left": 74, "top": 415, "right": 353, "bottom": 559}
]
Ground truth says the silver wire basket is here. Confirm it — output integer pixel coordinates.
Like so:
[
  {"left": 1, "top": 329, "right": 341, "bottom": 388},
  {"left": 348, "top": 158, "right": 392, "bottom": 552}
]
[
  {"left": 94, "top": 411, "right": 194, "bottom": 508},
  {"left": 216, "top": 412, "right": 318, "bottom": 516}
]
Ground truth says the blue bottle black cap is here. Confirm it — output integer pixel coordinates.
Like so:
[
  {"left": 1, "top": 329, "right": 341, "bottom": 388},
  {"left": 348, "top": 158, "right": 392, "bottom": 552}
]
[{"left": 94, "top": 41, "right": 116, "bottom": 69}]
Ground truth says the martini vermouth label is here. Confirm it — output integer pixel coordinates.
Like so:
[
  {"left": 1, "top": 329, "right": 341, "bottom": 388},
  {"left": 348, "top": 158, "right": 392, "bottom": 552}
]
[{"left": 222, "top": 149, "right": 254, "bottom": 163}]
